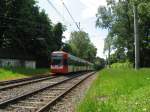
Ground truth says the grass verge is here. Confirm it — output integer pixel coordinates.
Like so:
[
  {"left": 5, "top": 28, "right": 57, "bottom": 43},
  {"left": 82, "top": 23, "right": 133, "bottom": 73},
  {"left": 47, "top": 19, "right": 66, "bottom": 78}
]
[
  {"left": 111, "top": 62, "right": 133, "bottom": 68},
  {"left": 0, "top": 67, "right": 50, "bottom": 81},
  {"left": 76, "top": 68, "right": 150, "bottom": 112}
]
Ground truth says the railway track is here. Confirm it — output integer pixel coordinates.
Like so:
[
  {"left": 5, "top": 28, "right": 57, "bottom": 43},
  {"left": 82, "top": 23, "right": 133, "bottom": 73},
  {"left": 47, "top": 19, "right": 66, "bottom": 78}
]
[
  {"left": 0, "top": 72, "right": 95, "bottom": 112},
  {"left": 0, "top": 74, "right": 74, "bottom": 103},
  {"left": 0, "top": 75, "right": 57, "bottom": 91},
  {"left": 0, "top": 73, "right": 55, "bottom": 86}
]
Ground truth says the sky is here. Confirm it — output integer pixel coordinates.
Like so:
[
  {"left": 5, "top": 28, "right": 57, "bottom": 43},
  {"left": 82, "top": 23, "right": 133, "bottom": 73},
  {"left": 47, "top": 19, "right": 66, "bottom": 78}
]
[{"left": 37, "top": 0, "right": 108, "bottom": 58}]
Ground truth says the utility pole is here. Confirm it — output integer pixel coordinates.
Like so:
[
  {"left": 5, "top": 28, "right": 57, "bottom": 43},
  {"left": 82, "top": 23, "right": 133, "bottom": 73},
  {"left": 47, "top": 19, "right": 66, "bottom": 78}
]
[{"left": 133, "top": 4, "right": 140, "bottom": 70}]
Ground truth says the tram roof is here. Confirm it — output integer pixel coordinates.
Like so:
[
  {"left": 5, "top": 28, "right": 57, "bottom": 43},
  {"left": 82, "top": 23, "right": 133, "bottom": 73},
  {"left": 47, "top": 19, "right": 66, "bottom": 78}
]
[{"left": 52, "top": 51, "right": 93, "bottom": 65}]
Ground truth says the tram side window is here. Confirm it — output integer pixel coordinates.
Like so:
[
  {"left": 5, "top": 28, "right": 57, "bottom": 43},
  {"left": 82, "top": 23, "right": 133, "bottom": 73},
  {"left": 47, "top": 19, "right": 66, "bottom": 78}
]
[
  {"left": 63, "top": 59, "right": 68, "bottom": 65},
  {"left": 68, "top": 58, "right": 72, "bottom": 65},
  {"left": 68, "top": 58, "right": 75, "bottom": 66}
]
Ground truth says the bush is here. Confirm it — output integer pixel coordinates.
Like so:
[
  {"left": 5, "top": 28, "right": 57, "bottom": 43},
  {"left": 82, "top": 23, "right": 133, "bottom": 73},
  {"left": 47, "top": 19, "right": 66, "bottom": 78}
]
[{"left": 111, "top": 62, "right": 133, "bottom": 68}]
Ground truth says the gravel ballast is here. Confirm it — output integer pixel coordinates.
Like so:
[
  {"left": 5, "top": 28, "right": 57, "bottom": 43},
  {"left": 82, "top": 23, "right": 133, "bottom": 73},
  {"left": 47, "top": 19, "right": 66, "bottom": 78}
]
[{"left": 49, "top": 73, "right": 97, "bottom": 112}]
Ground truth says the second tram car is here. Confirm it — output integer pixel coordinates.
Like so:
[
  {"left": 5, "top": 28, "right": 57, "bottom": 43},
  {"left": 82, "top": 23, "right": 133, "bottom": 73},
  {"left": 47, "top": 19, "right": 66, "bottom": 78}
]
[{"left": 51, "top": 51, "right": 93, "bottom": 74}]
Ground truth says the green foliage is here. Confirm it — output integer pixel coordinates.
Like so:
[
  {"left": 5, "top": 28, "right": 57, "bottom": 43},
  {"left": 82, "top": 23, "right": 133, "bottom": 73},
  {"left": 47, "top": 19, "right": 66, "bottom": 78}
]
[
  {"left": 68, "top": 31, "right": 97, "bottom": 62},
  {"left": 103, "top": 33, "right": 114, "bottom": 53},
  {"left": 76, "top": 68, "right": 150, "bottom": 112},
  {"left": 96, "top": 6, "right": 113, "bottom": 29},
  {"left": 96, "top": 0, "right": 150, "bottom": 67},
  {"left": 94, "top": 57, "right": 106, "bottom": 70},
  {"left": 0, "top": 67, "right": 49, "bottom": 81},
  {"left": 111, "top": 62, "right": 133, "bottom": 68},
  {"left": 0, "top": 0, "right": 65, "bottom": 67},
  {"left": 61, "top": 43, "right": 73, "bottom": 53},
  {"left": 52, "top": 23, "right": 65, "bottom": 51}
]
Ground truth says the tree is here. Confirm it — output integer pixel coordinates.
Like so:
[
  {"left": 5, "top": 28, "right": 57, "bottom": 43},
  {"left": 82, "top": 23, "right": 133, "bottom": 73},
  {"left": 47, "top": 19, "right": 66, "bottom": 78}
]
[
  {"left": 96, "top": 0, "right": 150, "bottom": 67},
  {"left": 61, "top": 43, "right": 73, "bottom": 53},
  {"left": 68, "top": 31, "right": 97, "bottom": 62},
  {"left": 0, "top": 0, "right": 65, "bottom": 67},
  {"left": 103, "top": 33, "right": 114, "bottom": 67},
  {"left": 94, "top": 57, "right": 105, "bottom": 70},
  {"left": 96, "top": 6, "right": 113, "bottom": 29},
  {"left": 52, "top": 23, "right": 65, "bottom": 51},
  {"left": 0, "top": 0, "right": 7, "bottom": 48}
]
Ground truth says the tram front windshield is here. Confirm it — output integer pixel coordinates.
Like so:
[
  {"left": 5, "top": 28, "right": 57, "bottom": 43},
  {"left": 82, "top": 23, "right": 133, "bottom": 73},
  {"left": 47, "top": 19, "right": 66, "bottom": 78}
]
[{"left": 51, "top": 56, "right": 63, "bottom": 66}]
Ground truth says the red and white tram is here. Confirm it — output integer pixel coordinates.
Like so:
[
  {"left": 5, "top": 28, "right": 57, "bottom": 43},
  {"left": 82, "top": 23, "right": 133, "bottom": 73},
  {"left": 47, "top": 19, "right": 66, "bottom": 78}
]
[{"left": 51, "top": 51, "right": 93, "bottom": 74}]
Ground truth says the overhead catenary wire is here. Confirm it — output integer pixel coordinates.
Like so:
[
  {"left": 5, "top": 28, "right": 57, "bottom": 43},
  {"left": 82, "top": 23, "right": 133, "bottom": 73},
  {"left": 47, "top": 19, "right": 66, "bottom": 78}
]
[
  {"left": 0, "top": 1, "right": 77, "bottom": 32},
  {"left": 46, "top": 0, "right": 78, "bottom": 36},
  {"left": 46, "top": 0, "right": 69, "bottom": 25},
  {"left": 46, "top": 0, "right": 77, "bottom": 32},
  {"left": 46, "top": 0, "right": 63, "bottom": 18},
  {"left": 60, "top": 0, "right": 80, "bottom": 31}
]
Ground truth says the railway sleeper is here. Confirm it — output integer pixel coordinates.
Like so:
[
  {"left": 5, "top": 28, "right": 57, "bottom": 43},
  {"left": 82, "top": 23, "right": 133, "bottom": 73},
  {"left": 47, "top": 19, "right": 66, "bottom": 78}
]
[
  {"left": 10, "top": 105, "right": 37, "bottom": 109},
  {"left": 18, "top": 101, "right": 45, "bottom": 104}
]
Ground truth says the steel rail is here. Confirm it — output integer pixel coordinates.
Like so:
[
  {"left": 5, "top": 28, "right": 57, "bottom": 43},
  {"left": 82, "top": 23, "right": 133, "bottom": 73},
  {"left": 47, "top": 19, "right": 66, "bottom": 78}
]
[
  {"left": 0, "top": 75, "right": 57, "bottom": 90},
  {"left": 0, "top": 73, "right": 55, "bottom": 86},
  {"left": 37, "top": 72, "right": 95, "bottom": 112},
  {"left": 0, "top": 72, "right": 86, "bottom": 108}
]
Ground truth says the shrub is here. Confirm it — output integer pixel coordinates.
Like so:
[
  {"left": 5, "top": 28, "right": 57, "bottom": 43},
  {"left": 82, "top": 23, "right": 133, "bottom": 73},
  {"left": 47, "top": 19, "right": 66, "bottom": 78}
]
[{"left": 111, "top": 62, "right": 133, "bottom": 68}]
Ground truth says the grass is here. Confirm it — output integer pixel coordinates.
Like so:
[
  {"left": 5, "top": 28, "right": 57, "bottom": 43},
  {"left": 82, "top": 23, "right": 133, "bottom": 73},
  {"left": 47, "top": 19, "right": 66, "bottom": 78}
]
[
  {"left": 111, "top": 62, "right": 133, "bottom": 68},
  {"left": 76, "top": 68, "right": 150, "bottom": 112},
  {"left": 0, "top": 67, "right": 50, "bottom": 81}
]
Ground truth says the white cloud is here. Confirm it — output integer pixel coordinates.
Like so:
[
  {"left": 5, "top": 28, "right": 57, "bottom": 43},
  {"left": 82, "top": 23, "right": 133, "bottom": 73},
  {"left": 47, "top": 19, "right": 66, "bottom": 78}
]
[
  {"left": 79, "top": 0, "right": 107, "bottom": 19},
  {"left": 90, "top": 36, "right": 105, "bottom": 58},
  {"left": 62, "top": 31, "right": 70, "bottom": 42}
]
